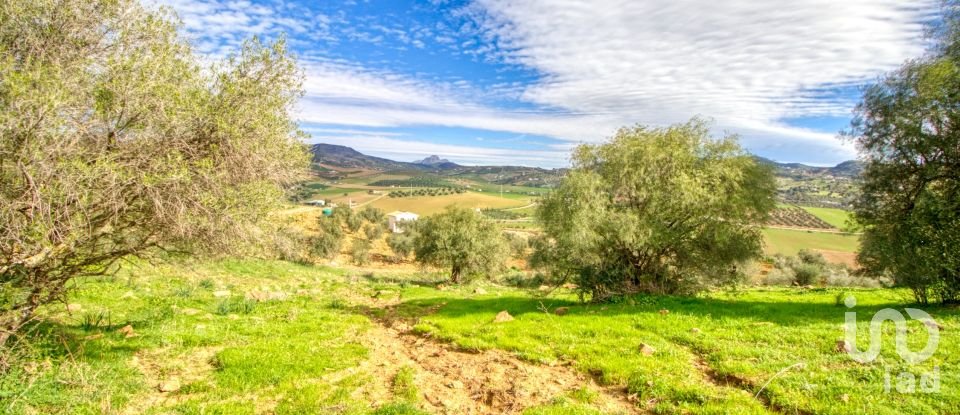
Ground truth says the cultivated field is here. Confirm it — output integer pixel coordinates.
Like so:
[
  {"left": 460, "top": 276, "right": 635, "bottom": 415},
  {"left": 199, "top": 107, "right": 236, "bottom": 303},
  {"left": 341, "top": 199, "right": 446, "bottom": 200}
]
[
  {"left": 761, "top": 228, "right": 860, "bottom": 255},
  {"left": 370, "top": 192, "right": 530, "bottom": 215}
]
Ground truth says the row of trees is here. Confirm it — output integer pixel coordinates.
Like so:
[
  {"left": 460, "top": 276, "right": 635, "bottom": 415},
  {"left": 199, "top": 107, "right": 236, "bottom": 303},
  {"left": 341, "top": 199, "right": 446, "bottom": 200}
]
[{"left": 388, "top": 187, "right": 466, "bottom": 198}]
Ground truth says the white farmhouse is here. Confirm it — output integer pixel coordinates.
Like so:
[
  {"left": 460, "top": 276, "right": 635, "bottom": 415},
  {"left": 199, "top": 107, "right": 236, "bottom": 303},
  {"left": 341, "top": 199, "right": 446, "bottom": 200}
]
[{"left": 387, "top": 211, "right": 419, "bottom": 233}]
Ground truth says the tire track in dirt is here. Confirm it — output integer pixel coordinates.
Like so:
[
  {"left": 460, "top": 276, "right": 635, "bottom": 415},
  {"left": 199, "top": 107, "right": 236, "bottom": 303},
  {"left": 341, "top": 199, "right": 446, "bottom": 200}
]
[{"left": 348, "top": 298, "right": 643, "bottom": 414}]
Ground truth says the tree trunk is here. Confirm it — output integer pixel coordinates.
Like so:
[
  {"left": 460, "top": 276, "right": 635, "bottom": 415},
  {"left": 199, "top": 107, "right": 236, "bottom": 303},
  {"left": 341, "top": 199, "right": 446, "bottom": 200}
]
[{"left": 450, "top": 265, "right": 462, "bottom": 284}]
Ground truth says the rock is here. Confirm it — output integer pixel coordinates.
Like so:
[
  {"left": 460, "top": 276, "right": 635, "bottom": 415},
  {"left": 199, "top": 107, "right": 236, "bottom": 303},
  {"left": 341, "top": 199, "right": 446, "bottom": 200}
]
[
  {"left": 84, "top": 333, "right": 104, "bottom": 340},
  {"left": 690, "top": 328, "right": 701, "bottom": 334},
  {"left": 121, "top": 291, "right": 136, "bottom": 299},
  {"left": 473, "top": 287, "right": 487, "bottom": 295},
  {"left": 639, "top": 343, "right": 656, "bottom": 356},
  {"left": 227, "top": 314, "right": 240, "bottom": 320},
  {"left": 117, "top": 325, "right": 136, "bottom": 338},
  {"left": 248, "top": 290, "right": 287, "bottom": 302},
  {"left": 554, "top": 307, "right": 570, "bottom": 316},
  {"left": 658, "top": 309, "right": 670, "bottom": 315},
  {"left": 158, "top": 379, "right": 180, "bottom": 393},
  {"left": 66, "top": 303, "right": 82, "bottom": 312},
  {"left": 835, "top": 340, "right": 852, "bottom": 353},
  {"left": 448, "top": 380, "right": 464, "bottom": 389},
  {"left": 213, "top": 290, "right": 230, "bottom": 298},
  {"left": 538, "top": 285, "right": 551, "bottom": 292},
  {"left": 180, "top": 307, "right": 201, "bottom": 316},
  {"left": 436, "top": 284, "right": 448, "bottom": 291},
  {"left": 494, "top": 310, "right": 514, "bottom": 323}
]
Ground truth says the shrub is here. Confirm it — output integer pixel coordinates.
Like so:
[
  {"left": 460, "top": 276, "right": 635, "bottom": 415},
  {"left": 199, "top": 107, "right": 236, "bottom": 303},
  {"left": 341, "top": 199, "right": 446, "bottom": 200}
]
[
  {"left": 413, "top": 206, "right": 507, "bottom": 283},
  {"left": 363, "top": 223, "right": 384, "bottom": 241},
  {"left": 350, "top": 238, "right": 372, "bottom": 266},
  {"left": 793, "top": 263, "right": 821, "bottom": 286},
  {"left": 387, "top": 232, "right": 416, "bottom": 263}
]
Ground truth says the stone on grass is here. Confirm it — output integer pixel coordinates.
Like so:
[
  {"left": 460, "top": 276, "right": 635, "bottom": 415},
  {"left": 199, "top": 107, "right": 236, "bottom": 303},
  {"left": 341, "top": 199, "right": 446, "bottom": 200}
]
[
  {"left": 554, "top": 307, "right": 570, "bottom": 316},
  {"left": 494, "top": 310, "right": 514, "bottom": 323},
  {"left": 690, "top": 328, "right": 701, "bottom": 334},
  {"left": 213, "top": 290, "right": 230, "bottom": 298},
  {"left": 158, "top": 379, "right": 181, "bottom": 393},
  {"left": 117, "top": 324, "right": 136, "bottom": 338},
  {"left": 835, "top": 340, "right": 852, "bottom": 353},
  {"left": 658, "top": 309, "right": 670, "bottom": 315},
  {"left": 638, "top": 343, "right": 656, "bottom": 356},
  {"left": 473, "top": 287, "right": 487, "bottom": 295},
  {"left": 66, "top": 303, "right": 82, "bottom": 312}
]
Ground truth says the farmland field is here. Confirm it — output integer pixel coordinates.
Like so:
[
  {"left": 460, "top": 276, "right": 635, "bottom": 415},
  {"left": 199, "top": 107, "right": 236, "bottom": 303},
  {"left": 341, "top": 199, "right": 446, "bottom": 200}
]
[
  {"left": 4, "top": 259, "right": 956, "bottom": 415},
  {"left": 762, "top": 228, "right": 860, "bottom": 255},
  {"left": 801, "top": 207, "right": 855, "bottom": 229},
  {"left": 370, "top": 191, "right": 529, "bottom": 215}
]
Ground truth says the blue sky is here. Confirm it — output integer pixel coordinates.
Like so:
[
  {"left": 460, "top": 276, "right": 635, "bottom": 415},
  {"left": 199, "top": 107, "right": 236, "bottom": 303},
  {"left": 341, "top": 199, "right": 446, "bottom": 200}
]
[{"left": 159, "top": 0, "right": 939, "bottom": 168}]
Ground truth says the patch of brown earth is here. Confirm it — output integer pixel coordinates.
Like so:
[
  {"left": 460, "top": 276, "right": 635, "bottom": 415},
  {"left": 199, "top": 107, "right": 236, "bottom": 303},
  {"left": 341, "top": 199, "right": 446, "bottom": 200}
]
[
  {"left": 122, "top": 346, "right": 221, "bottom": 414},
  {"left": 354, "top": 320, "right": 641, "bottom": 415},
  {"left": 812, "top": 249, "right": 859, "bottom": 268}
]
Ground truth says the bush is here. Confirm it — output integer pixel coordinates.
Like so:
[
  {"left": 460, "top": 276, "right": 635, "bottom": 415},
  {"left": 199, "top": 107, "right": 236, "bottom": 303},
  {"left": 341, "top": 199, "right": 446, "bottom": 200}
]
[
  {"left": 413, "top": 206, "right": 507, "bottom": 283},
  {"left": 387, "top": 232, "right": 416, "bottom": 262},
  {"left": 504, "top": 232, "right": 529, "bottom": 259},
  {"left": 350, "top": 238, "right": 372, "bottom": 266},
  {"left": 793, "top": 263, "right": 821, "bottom": 286},
  {"left": 363, "top": 223, "right": 384, "bottom": 241}
]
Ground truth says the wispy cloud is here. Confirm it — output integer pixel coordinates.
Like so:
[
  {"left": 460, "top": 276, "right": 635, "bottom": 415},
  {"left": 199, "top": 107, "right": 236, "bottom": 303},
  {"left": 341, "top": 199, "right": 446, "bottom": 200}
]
[{"left": 157, "top": 0, "right": 938, "bottom": 166}]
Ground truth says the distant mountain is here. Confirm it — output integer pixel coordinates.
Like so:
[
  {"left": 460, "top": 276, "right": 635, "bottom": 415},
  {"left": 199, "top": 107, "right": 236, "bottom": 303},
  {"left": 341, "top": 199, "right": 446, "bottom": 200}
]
[
  {"left": 754, "top": 156, "right": 862, "bottom": 178},
  {"left": 310, "top": 143, "right": 418, "bottom": 170},
  {"left": 414, "top": 155, "right": 460, "bottom": 169},
  {"left": 312, "top": 143, "right": 861, "bottom": 179}
]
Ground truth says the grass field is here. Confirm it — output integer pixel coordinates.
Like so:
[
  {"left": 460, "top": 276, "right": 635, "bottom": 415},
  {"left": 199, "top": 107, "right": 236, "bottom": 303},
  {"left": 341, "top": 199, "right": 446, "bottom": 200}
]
[
  {"left": 370, "top": 191, "right": 529, "bottom": 215},
  {"left": 762, "top": 228, "right": 860, "bottom": 255},
  {"left": 801, "top": 207, "right": 855, "bottom": 229},
  {"left": 3, "top": 259, "right": 956, "bottom": 414}
]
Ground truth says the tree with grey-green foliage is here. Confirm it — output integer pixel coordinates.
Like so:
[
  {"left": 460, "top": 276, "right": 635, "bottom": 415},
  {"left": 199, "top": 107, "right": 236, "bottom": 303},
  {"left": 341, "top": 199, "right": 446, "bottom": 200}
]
[
  {"left": 413, "top": 206, "right": 507, "bottom": 283},
  {"left": 0, "top": 0, "right": 310, "bottom": 348},
  {"left": 533, "top": 119, "right": 776, "bottom": 301},
  {"left": 846, "top": 1, "right": 960, "bottom": 304}
]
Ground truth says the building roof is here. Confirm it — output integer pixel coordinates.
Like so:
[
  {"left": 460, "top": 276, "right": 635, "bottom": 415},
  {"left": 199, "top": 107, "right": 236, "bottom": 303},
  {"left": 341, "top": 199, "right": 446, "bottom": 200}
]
[{"left": 387, "top": 211, "right": 419, "bottom": 220}]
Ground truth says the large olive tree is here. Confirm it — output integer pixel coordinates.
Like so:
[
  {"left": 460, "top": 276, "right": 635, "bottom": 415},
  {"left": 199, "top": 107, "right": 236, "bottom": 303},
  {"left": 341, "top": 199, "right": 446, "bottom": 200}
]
[
  {"left": 0, "top": 0, "right": 309, "bottom": 346},
  {"left": 846, "top": 2, "right": 960, "bottom": 304},
  {"left": 413, "top": 206, "right": 507, "bottom": 283},
  {"left": 533, "top": 119, "right": 775, "bottom": 300}
]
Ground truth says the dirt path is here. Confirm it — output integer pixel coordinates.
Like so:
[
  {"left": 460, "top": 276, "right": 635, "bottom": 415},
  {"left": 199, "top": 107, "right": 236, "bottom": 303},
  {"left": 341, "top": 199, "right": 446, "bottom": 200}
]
[{"left": 346, "top": 300, "right": 642, "bottom": 414}]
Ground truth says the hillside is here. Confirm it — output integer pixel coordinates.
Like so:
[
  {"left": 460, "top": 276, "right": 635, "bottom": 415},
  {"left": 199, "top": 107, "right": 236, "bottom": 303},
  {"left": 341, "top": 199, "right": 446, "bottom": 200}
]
[{"left": 310, "top": 143, "right": 421, "bottom": 171}]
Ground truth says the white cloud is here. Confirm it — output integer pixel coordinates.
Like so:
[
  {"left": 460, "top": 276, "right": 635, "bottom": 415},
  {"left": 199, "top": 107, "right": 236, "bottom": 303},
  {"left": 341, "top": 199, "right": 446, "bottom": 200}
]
[{"left": 158, "top": 0, "right": 938, "bottom": 166}]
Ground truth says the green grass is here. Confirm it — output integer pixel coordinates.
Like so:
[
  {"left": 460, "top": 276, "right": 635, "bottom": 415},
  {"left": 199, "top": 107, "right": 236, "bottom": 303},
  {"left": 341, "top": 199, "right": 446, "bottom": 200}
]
[
  {"left": 399, "top": 286, "right": 958, "bottom": 415},
  {"left": 4, "top": 259, "right": 957, "bottom": 415},
  {"left": 0, "top": 260, "right": 408, "bottom": 415},
  {"left": 801, "top": 207, "right": 855, "bottom": 229},
  {"left": 762, "top": 227, "right": 860, "bottom": 255}
]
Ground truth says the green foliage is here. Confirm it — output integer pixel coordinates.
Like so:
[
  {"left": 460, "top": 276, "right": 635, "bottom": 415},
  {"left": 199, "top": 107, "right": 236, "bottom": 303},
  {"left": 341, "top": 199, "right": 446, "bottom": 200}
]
[
  {"left": 534, "top": 119, "right": 776, "bottom": 300},
  {"left": 350, "top": 238, "right": 372, "bottom": 266},
  {"left": 846, "top": 5, "right": 960, "bottom": 304},
  {"left": 215, "top": 297, "right": 257, "bottom": 315},
  {"left": 359, "top": 206, "right": 386, "bottom": 223},
  {"left": 0, "top": 0, "right": 309, "bottom": 344},
  {"left": 504, "top": 232, "right": 530, "bottom": 259},
  {"left": 363, "top": 223, "right": 385, "bottom": 241},
  {"left": 413, "top": 206, "right": 508, "bottom": 283},
  {"left": 312, "top": 217, "right": 344, "bottom": 259},
  {"left": 392, "top": 366, "right": 418, "bottom": 402},
  {"left": 387, "top": 231, "right": 417, "bottom": 263}
]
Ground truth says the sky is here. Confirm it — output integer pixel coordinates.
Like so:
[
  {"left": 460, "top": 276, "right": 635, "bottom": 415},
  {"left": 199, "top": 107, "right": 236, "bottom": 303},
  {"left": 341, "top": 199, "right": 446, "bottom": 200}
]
[{"left": 157, "top": 0, "right": 940, "bottom": 168}]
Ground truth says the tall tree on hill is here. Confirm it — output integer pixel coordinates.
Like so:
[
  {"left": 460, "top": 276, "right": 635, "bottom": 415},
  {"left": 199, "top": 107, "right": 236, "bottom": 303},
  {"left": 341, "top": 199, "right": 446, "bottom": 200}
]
[
  {"left": 533, "top": 119, "right": 776, "bottom": 301},
  {"left": 0, "top": 0, "right": 309, "bottom": 349},
  {"left": 846, "top": 2, "right": 960, "bottom": 304}
]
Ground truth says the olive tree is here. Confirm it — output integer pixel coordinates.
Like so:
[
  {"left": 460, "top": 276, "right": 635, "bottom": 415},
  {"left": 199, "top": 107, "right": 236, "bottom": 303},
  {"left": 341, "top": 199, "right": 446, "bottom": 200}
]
[
  {"left": 846, "top": 2, "right": 960, "bottom": 304},
  {"left": 534, "top": 119, "right": 775, "bottom": 300},
  {"left": 0, "top": 0, "right": 309, "bottom": 346},
  {"left": 413, "top": 206, "right": 507, "bottom": 283}
]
